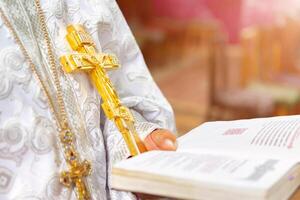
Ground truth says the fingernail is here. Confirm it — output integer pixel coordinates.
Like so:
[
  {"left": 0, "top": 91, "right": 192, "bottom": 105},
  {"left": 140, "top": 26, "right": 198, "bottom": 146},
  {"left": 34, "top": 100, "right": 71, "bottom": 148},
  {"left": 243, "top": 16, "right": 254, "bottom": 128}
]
[{"left": 160, "top": 139, "right": 177, "bottom": 150}]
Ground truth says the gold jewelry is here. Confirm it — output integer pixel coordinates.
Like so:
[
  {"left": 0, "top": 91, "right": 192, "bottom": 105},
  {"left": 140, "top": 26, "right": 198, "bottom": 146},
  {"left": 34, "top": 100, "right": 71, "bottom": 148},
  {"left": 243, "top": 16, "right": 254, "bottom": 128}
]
[
  {"left": 60, "top": 25, "right": 147, "bottom": 156},
  {"left": 0, "top": 1, "right": 91, "bottom": 199}
]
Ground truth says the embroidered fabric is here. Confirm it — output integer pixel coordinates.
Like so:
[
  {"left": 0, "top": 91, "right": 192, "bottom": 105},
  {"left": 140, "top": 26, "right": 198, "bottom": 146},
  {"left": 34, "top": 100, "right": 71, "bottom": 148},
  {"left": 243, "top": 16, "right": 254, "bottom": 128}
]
[{"left": 0, "top": 0, "right": 176, "bottom": 199}]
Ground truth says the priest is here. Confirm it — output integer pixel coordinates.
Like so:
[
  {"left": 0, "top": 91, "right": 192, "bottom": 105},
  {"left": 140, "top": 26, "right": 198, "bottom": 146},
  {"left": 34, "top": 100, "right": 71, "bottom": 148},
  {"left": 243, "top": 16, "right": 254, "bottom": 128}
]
[{"left": 0, "top": 0, "right": 177, "bottom": 199}]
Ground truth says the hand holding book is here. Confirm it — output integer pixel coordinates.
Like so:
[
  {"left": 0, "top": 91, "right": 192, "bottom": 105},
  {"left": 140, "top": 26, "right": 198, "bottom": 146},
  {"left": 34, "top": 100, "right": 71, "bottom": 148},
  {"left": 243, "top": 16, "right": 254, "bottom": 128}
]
[
  {"left": 112, "top": 115, "right": 300, "bottom": 200},
  {"left": 134, "top": 129, "right": 177, "bottom": 199},
  {"left": 144, "top": 129, "right": 178, "bottom": 151}
]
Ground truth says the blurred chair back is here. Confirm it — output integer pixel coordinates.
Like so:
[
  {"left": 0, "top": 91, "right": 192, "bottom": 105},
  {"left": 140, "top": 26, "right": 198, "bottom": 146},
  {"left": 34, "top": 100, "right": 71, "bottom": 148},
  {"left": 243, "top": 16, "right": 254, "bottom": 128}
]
[
  {"left": 240, "top": 27, "right": 261, "bottom": 86},
  {"left": 279, "top": 18, "right": 300, "bottom": 74},
  {"left": 240, "top": 22, "right": 300, "bottom": 84},
  {"left": 259, "top": 26, "right": 282, "bottom": 81}
]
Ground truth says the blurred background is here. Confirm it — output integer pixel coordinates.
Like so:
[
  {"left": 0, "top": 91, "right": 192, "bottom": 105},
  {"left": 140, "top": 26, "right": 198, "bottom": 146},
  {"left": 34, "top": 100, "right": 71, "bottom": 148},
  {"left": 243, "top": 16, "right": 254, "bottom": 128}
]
[{"left": 117, "top": 0, "right": 300, "bottom": 135}]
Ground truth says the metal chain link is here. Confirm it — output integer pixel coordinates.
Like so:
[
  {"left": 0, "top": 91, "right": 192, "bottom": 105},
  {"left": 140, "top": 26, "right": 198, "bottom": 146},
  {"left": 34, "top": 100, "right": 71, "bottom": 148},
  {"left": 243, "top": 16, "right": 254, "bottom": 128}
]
[{"left": 34, "top": 0, "right": 69, "bottom": 129}]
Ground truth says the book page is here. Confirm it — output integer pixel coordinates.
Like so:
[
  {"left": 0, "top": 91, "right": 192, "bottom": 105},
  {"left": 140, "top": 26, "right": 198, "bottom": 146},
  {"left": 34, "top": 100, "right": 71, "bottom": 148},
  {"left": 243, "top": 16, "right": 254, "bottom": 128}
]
[
  {"left": 178, "top": 115, "right": 300, "bottom": 159},
  {"left": 114, "top": 151, "right": 297, "bottom": 191}
]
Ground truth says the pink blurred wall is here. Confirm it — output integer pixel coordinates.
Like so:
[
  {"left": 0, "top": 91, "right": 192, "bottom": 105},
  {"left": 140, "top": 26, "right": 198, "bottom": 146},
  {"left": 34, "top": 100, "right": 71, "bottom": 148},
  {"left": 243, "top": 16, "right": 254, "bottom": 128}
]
[
  {"left": 151, "top": 0, "right": 300, "bottom": 43},
  {"left": 152, "top": 0, "right": 242, "bottom": 43}
]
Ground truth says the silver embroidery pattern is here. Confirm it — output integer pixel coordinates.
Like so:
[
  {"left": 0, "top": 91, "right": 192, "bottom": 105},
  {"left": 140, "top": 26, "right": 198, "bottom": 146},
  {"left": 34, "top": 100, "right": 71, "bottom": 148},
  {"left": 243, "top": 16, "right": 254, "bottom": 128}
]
[
  {"left": 0, "top": 118, "right": 29, "bottom": 166},
  {"left": 0, "top": 47, "right": 30, "bottom": 100},
  {"left": 0, "top": 0, "right": 176, "bottom": 199},
  {"left": 0, "top": 167, "right": 14, "bottom": 194}
]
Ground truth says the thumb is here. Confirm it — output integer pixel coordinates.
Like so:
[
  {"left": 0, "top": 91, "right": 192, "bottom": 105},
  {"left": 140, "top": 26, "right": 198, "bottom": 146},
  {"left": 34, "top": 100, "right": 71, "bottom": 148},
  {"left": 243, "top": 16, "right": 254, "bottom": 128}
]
[{"left": 144, "top": 129, "right": 177, "bottom": 151}]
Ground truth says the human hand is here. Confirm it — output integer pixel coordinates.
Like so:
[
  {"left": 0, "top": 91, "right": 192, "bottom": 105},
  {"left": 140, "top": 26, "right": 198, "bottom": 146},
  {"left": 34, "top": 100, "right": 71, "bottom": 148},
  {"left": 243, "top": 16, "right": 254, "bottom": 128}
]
[
  {"left": 143, "top": 129, "right": 177, "bottom": 151},
  {"left": 134, "top": 129, "right": 177, "bottom": 199}
]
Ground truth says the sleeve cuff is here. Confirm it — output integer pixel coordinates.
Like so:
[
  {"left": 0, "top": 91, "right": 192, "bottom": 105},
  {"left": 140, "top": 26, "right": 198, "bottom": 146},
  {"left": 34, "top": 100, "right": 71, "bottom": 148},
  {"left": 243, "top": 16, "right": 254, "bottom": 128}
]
[{"left": 111, "top": 110, "right": 161, "bottom": 164}]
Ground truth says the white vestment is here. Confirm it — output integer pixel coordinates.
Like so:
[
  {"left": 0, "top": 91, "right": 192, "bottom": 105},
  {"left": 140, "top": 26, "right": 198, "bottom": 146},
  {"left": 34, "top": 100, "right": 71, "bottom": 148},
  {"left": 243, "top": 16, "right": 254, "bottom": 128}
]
[{"left": 0, "top": 0, "right": 176, "bottom": 199}]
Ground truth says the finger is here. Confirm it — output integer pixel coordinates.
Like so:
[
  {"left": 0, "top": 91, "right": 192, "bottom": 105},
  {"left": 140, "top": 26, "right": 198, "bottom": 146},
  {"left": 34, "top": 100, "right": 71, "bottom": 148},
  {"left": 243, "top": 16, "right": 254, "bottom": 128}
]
[{"left": 144, "top": 129, "right": 177, "bottom": 151}]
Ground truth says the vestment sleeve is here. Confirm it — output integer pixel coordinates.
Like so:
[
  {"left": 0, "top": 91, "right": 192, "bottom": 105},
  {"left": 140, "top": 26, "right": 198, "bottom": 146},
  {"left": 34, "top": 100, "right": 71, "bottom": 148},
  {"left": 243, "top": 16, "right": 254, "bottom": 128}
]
[{"left": 97, "top": 0, "right": 176, "bottom": 163}]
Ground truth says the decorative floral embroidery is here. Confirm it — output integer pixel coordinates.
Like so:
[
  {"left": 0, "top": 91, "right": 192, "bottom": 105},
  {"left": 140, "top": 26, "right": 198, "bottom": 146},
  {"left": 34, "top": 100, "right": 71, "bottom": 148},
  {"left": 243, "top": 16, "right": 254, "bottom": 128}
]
[
  {"left": 0, "top": 118, "right": 29, "bottom": 166},
  {"left": 0, "top": 0, "right": 176, "bottom": 199},
  {"left": 0, "top": 47, "right": 31, "bottom": 100},
  {"left": 0, "top": 167, "right": 14, "bottom": 194},
  {"left": 30, "top": 116, "right": 56, "bottom": 154}
]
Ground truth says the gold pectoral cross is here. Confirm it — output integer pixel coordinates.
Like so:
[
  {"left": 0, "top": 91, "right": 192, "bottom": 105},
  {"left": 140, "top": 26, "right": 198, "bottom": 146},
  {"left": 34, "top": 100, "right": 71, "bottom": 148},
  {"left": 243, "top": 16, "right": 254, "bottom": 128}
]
[
  {"left": 60, "top": 25, "right": 146, "bottom": 157},
  {"left": 59, "top": 129, "right": 92, "bottom": 200},
  {"left": 60, "top": 159, "right": 91, "bottom": 199}
]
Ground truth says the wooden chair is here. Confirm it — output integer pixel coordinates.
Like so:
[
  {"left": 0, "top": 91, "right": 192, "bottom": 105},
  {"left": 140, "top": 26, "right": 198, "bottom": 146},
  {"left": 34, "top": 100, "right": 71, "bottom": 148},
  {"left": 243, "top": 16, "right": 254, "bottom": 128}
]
[
  {"left": 278, "top": 18, "right": 300, "bottom": 74},
  {"left": 205, "top": 28, "right": 275, "bottom": 121},
  {"left": 269, "top": 19, "right": 300, "bottom": 89},
  {"left": 240, "top": 26, "right": 300, "bottom": 115}
]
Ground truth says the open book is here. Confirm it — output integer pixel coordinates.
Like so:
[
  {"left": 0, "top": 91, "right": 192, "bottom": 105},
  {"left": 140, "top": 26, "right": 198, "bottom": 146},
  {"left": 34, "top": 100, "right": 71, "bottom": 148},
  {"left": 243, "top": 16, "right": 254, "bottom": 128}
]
[{"left": 111, "top": 115, "right": 300, "bottom": 200}]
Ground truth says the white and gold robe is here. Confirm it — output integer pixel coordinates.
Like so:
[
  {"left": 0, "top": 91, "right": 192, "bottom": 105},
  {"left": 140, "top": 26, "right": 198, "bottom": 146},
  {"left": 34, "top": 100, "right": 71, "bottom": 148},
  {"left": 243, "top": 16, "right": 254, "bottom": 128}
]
[{"left": 0, "top": 0, "right": 176, "bottom": 199}]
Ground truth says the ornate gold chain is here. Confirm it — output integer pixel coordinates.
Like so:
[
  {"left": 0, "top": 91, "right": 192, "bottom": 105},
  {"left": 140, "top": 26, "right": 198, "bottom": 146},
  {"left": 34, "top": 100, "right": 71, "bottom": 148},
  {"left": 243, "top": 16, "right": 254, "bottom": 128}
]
[
  {"left": 0, "top": 1, "right": 91, "bottom": 199},
  {"left": 35, "top": 0, "right": 69, "bottom": 128}
]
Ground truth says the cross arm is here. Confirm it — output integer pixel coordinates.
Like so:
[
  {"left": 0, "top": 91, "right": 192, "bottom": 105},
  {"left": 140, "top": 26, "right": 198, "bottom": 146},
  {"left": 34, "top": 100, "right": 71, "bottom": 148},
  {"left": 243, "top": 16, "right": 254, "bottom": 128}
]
[
  {"left": 60, "top": 54, "right": 94, "bottom": 73},
  {"left": 60, "top": 53, "right": 119, "bottom": 73}
]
